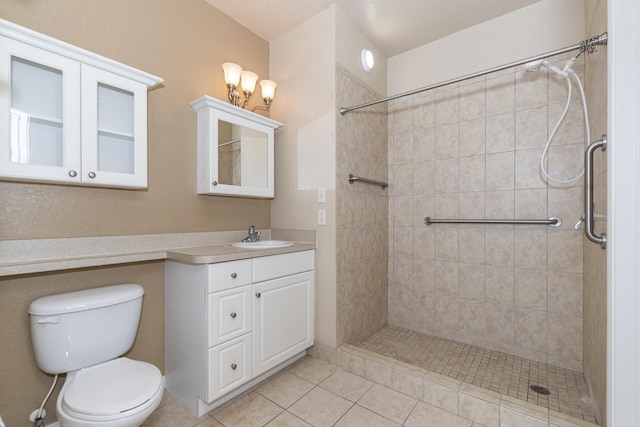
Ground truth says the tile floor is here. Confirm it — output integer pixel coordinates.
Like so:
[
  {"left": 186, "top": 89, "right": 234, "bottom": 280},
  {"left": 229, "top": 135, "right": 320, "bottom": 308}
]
[
  {"left": 358, "top": 325, "right": 595, "bottom": 423},
  {"left": 144, "top": 356, "right": 489, "bottom": 427},
  {"left": 143, "top": 352, "right": 597, "bottom": 427}
]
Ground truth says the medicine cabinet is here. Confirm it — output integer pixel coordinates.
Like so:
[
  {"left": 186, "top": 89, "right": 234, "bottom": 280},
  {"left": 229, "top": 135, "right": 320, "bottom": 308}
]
[
  {"left": 0, "top": 19, "right": 163, "bottom": 189},
  {"left": 190, "top": 96, "right": 282, "bottom": 198}
]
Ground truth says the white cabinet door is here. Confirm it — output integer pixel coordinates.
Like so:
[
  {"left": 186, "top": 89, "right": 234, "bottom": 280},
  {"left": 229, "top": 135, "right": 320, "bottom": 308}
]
[
  {"left": 0, "top": 38, "right": 82, "bottom": 183},
  {"left": 81, "top": 65, "right": 148, "bottom": 188},
  {"left": 253, "top": 271, "right": 314, "bottom": 376},
  {"left": 207, "top": 334, "right": 252, "bottom": 401}
]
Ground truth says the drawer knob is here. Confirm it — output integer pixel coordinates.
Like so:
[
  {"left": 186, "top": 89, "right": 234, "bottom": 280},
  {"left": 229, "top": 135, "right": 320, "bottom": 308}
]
[
  {"left": 255, "top": 292, "right": 261, "bottom": 298},
  {"left": 231, "top": 363, "right": 237, "bottom": 370},
  {"left": 230, "top": 272, "right": 237, "bottom": 278},
  {"left": 230, "top": 312, "right": 237, "bottom": 319}
]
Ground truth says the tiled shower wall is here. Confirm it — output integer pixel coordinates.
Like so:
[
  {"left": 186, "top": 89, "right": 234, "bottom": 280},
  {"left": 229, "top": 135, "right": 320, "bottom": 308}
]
[
  {"left": 388, "top": 53, "right": 586, "bottom": 371},
  {"left": 336, "top": 65, "right": 388, "bottom": 346},
  {"left": 583, "top": 0, "right": 608, "bottom": 424}
]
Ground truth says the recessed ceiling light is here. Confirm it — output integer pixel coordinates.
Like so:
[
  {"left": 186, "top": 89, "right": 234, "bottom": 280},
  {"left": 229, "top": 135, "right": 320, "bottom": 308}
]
[{"left": 361, "top": 49, "right": 374, "bottom": 72}]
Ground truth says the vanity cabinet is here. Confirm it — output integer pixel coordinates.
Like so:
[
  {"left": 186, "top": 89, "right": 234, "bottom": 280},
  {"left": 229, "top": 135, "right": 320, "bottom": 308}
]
[
  {"left": 190, "top": 96, "right": 282, "bottom": 198},
  {"left": 165, "top": 250, "right": 314, "bottom": 415},
  {"left": 0, "top": 19, "right": 163, "bottom": 188}
]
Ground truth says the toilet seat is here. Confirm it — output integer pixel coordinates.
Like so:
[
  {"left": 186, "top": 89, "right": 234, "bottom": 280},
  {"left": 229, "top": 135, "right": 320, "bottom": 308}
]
[{"left": 62, "top": 358, "right": 163, "bottom": 422}]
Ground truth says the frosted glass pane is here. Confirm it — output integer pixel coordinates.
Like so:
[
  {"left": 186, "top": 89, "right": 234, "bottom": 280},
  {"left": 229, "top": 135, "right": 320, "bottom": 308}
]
[
  {"left": 10, "top": 112, "right": 63, "bottom": 166},
  {"left": 98, "top": 132, "right": 134, "bottom": 174},
  {"left": 98, "top": 83, "right": 134, "bottom": 135},
  {"left": 11, "top": 57, "right": 63, "bottom": 121}
]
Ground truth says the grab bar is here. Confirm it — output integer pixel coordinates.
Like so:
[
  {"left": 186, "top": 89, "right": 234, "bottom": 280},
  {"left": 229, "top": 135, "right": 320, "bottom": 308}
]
[
  {"left": 348, "top": 174, "right": 388, "bottom": 189},
  {"left": 424, "top": 216, "right": 562, "bottom": 228},
  {"left": 584, "top": 135, "right": 607, "bottom": 249}
]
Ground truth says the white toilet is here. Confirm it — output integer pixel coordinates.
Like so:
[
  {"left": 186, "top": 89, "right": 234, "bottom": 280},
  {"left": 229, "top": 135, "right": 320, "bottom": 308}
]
[{"left": 29, "top": 284, "right": 164, "bottom": 427}]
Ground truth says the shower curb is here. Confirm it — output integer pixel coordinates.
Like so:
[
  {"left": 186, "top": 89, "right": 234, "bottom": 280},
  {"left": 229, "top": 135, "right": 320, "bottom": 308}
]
[{"left": 337, "top": 344, "right": 598, "bottom": 427}]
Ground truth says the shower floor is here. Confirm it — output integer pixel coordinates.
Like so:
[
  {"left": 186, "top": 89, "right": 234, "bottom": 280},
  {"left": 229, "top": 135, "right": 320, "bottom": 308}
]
[{"left": 359, "top": 325, "right": 597, "bottom": 424}]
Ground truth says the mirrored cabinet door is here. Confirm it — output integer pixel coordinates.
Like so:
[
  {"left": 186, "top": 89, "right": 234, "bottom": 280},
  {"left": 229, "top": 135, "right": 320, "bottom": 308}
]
[
  {"left": 217, "top": 121, "right": 269, "bottom": 189},
  {"left": 0, "top": 38, "right": 82, "bottom": 182},
  {"left": 191, "top": 95, "right": 281, "bottom": 199}
]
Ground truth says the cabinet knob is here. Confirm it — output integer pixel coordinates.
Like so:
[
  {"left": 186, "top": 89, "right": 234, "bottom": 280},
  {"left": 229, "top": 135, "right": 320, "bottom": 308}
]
[
  {"left": 68, "top": 170, "right": 78, "bottom": 178},
  {"left": 255, "top": 292, "right": 261, "bottom": 298},
  {"left": 88, "top": 171, "right": 96, "bottom": 179},
  {"left": 230, "top": 272, "right": 237, "bottom": 278},
  {"left": 212, "top": 181, "right": 218, "bottom": 186},
  {"left": 231, "top": 363, "right": 237, "bottom": 370},
  {"left": 230, "top": 312, "right": 237, "bottom": 319}
]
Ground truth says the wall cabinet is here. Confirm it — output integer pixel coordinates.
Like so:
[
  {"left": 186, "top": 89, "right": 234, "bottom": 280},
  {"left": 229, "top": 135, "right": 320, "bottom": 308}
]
[
  {"left": 190, "top": 96, "right": 282, "bottom": 198},
  {"left": 0, "top": 19, "right": 163, "bottom": 188},
  {"left": 165, "top": 250, "right": 314, "bottom": 415}
]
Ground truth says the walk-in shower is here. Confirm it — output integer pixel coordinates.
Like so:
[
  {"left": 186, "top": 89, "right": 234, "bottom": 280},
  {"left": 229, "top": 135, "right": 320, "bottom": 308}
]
[{"left": 336, "top": 32, "right": 608, "bottom": 426}]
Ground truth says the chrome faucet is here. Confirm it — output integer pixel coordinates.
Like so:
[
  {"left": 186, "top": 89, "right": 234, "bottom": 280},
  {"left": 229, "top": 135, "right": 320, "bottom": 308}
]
[{"left": 242, "top": 225, "right": 261, "bottom": 242}]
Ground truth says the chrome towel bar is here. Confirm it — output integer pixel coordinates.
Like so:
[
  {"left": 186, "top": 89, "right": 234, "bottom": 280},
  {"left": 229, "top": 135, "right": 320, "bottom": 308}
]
[
  {"left": 424, "top": 216, "right": 562, "bottom": 228},
  {"left": 348, "top": 174, "right": 388, "bottom": 189}
]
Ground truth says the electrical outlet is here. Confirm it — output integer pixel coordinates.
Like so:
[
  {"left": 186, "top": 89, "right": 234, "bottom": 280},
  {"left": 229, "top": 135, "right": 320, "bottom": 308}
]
[
  {"left": 318, "top": 188, "right": 325, "bottom": 204},
  {"left": 318, "top": 209, "right": 326, "bottom": 225}
]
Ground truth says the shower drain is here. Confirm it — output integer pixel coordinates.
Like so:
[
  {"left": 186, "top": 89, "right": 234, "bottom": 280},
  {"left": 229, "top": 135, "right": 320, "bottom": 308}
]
[{"left": 530, "top": 385, "right": 551, "bottom": 395}]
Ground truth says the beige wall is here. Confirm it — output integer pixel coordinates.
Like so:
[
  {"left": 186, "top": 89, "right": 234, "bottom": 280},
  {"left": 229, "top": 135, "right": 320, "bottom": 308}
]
[
  {"left": 583, "top": 0, "right": 608, "bottom": 424},
  {"left": 0, "top": 1, "right": 273, "bottom": 425},
  {"left": 269, "top": 7, "right": 338, "bottom": 351},
  {"left": 0, "top": 262, "right": 164, "bottom": 427},
  {"left": 0, "top": 0, "right": 272, "bottom": 240}
]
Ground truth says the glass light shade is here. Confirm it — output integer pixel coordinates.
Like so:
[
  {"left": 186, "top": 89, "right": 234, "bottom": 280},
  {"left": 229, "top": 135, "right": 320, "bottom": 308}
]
[
  {"left": 240, "top": 70, "right": 259, "bottom": 94},
  {"left": 222, "top": 62, "right": 243, "bottom": 86},
  {"left": 259, "top": 80, "right": 277, "bottom": 101},
  {"left": 361, "top": 49, "right": 374, "bottom": 72}
]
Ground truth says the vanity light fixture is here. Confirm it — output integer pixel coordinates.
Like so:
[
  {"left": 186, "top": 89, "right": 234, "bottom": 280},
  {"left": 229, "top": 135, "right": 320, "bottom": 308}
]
[
  {"left": 222, "top": 62, "right": 277, "bottom": 110},
  {"left": 361, "top": 49, "right": 374, "bottom": 72}
]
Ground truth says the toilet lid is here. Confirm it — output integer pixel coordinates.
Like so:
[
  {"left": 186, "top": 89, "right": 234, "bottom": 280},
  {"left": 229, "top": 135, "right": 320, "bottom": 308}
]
[{"left": 63, "top": 358, "right": 162, "bottom": 417}]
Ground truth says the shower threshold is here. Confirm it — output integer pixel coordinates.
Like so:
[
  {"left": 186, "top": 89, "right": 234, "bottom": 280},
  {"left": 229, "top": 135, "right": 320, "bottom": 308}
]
[{"left": 339, "top": 325, "right": 597, "bottom": 425}]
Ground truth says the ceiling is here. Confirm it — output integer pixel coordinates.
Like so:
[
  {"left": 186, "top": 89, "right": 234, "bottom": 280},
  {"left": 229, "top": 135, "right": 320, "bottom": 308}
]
[{"left": 204, "top": 0, "right": 542, "bottom": 57}]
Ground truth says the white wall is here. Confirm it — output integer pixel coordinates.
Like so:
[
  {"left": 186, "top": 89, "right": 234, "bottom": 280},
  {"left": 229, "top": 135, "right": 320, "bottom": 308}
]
[
  {"left": 336, "top": 6, "right": 387, "bottom": 96},
  {"left": 269, "top": 6, "right": 338, "bottom": 348},
  {"left": 388, "top": 0, "right": 586, "bottom": 95}
]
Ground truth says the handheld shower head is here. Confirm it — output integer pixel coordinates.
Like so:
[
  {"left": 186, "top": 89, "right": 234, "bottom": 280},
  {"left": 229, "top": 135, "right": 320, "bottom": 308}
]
[
  {"left": 524, "top": 59, "right": 568, "bottom": 77},
  {"left": 524, "top": 59, "right": 545, "bottom": 72}
]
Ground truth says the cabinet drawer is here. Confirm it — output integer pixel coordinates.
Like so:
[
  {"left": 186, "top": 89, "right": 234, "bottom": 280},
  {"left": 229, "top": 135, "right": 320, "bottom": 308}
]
[
  {"left": 253, "top": 250, "right": 314, "bottom": 282},
  {"left": 207, "top": 334, "right": 252, "bottom": 401},
  {"left": 208, "top": 259, "right": 252, "bottom": 292},
  {"left": 208, "top": 285, "right": 252, "bottom": 347}
]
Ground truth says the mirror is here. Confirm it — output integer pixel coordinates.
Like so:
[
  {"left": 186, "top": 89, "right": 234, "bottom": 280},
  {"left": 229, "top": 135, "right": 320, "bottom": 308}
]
[
  {"left": 190, "top": 95, "right": 282, "bottom": 198},
  {"left": 217, "top": 120, "right": 268, "bottom": 188}
]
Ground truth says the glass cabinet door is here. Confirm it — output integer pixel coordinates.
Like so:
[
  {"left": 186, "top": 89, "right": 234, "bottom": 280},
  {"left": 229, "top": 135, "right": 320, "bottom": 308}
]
[
  {"left": 0, "top": 38, "right": 81, "bottom": 182},
  {"left": 81, "top": 65, "right": 148, "bottom": 188}
]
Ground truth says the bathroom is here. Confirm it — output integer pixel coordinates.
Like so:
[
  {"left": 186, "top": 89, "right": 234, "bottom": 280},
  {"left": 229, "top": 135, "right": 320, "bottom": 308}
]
[{"left": 0, "top": 0, "right": 638, "bottom": 426}]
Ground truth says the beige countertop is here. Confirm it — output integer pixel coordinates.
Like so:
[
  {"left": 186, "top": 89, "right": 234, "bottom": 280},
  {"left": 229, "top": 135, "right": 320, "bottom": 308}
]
[
  {"left": 0, "top": 230, "right": 316, "bottom": 277},
  {"left": 166, "top": 242, "right": 316, "bottom": 265}
]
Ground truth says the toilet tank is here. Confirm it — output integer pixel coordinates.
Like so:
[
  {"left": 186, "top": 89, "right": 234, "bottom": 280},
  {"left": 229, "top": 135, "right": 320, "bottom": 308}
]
[{"left": 29, "top": 284, "right": 144, "bottom": 374}]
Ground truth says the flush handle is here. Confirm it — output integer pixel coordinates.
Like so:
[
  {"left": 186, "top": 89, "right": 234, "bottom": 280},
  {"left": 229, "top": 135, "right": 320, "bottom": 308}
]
[{"left": 37, "top": 316, "right": 61, "bottom": 324}]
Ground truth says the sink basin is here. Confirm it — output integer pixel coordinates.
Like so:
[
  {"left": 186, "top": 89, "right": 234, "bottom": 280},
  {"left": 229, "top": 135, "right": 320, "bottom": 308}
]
[{"left": 231, "top": 240, "right": 293, "bottom": 249}]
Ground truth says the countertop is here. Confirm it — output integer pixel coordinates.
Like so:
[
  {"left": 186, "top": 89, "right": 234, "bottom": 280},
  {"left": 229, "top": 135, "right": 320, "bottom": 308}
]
[{"left": 0, "top": 230, "right": 316, "bottom": 277}]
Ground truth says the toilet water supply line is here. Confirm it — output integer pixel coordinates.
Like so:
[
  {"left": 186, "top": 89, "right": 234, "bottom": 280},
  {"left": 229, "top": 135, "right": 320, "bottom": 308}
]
[
  {"left": 33, "top": 374, "right": 58, "bottom": 426},
  {"left": 525, "top": 54, "right": 591, "bottom": 184}
]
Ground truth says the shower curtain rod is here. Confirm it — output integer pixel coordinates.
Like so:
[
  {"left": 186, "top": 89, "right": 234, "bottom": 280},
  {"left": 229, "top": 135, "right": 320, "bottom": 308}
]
[{"left": 339, "top": 33, "right": 608, "bottom": 115}]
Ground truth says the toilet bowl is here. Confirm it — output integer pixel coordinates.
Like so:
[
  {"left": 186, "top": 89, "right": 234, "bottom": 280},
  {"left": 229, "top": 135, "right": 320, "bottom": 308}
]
[
  {"left": 29, "top": 284, "right": 164, "bottom": 427},
  {"left": 56, "top": 358, "right": 163, "bottom": 427}
]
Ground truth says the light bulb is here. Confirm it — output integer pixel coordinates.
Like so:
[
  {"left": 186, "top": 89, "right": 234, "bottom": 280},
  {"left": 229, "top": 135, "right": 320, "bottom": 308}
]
[{"left": 361, "top": 49, "right": 374, "bottom": 72}]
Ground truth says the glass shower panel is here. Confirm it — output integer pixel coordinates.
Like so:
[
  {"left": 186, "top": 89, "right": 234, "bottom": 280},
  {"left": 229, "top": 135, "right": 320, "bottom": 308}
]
[
  {"left": 97, "top": 83, "right": 134, "bottom": 174},
  {"left": 10, "top": 57, "right": 63, "bottom": 166}
]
